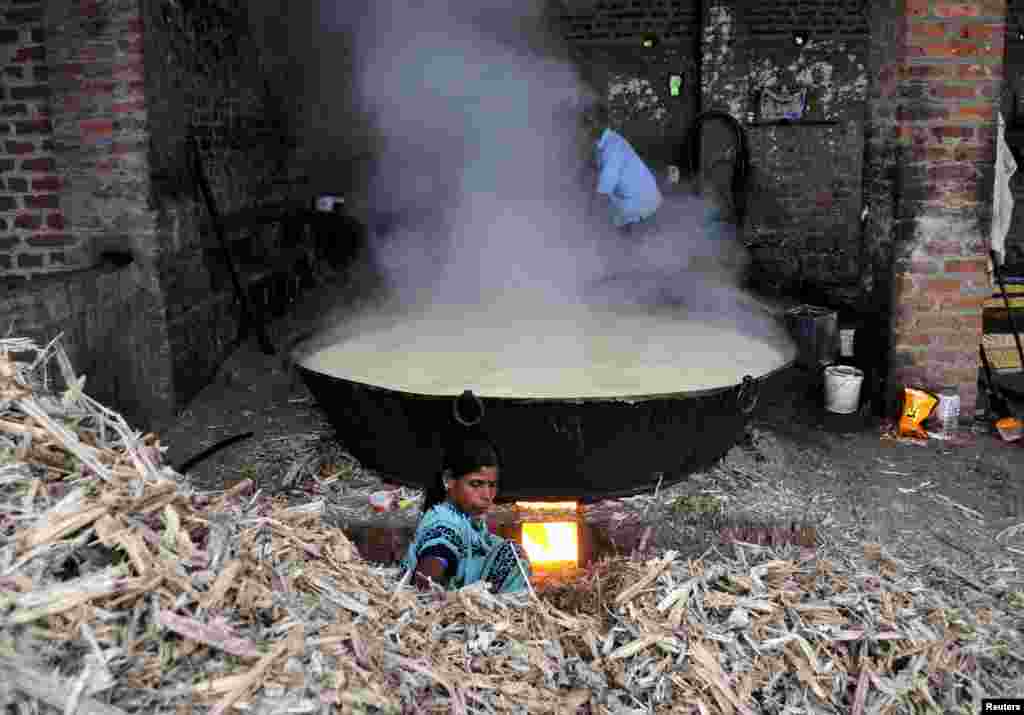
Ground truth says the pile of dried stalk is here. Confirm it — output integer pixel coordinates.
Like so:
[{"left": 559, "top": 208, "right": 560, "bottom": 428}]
[{"left": 1, "top": 336, "right": 1022, "bottom": 715}]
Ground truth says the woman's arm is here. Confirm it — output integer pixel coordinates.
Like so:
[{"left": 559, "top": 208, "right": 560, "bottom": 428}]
[{"left": 412, "top": 556, "right": 449, "bottom": 590}]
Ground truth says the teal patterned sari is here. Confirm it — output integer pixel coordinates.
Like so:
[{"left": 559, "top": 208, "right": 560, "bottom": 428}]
[{"left": 403, "top": 502, "right": 531, "bottom": 593}]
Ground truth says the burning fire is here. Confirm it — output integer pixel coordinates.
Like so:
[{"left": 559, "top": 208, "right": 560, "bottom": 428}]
[{"left": 516, "top": 502, "right": 579, "bottom": 570}]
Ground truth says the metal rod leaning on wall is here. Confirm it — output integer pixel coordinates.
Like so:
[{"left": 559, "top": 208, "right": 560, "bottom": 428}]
[{"left": 186, "top": 132, "right": 277, "bottom": 356}]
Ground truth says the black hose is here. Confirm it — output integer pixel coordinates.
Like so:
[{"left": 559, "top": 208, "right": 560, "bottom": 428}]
[
  {"left": 681, "top": 110, "right": 751, "bottom": 226},
  {"left": 174, "top": 431, "right": 255, "bottom": 475}
]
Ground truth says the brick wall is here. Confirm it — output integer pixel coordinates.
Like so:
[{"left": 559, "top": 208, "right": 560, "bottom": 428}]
[
  {"left": 1000, "top": 0, "right": 1024, "bottom": 261},
  {"left": 0, "top": 0, "right": 79, "bottom": 275},
  {"left": 886, "top": 0, "right": 1005, "bottom": 416},
  {"left": 46, "top": 0, "right": 156, "bottom": 268}
]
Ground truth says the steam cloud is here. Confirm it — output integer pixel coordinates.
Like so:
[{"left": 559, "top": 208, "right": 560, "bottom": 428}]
[{"left": 302, "top": 0, "right": 789, "bottom": 347}]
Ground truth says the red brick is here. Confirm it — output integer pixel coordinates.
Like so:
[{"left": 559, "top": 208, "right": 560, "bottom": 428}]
[
  {"left": 4, "top": 140, "right": 35, "bottom": 154},
  {"left": 928, "top": 164, "right": 976, "bottom": 182},
  {"left": 112, "top": 100, "right": 145, "bottom": 114},
  {"left": 913, "top": 313, "right": 980, "bottom": 331},
  {"left": 926, "top": 277, "right": 963, "bottom": 294},
  {"left": 917, "top": 145, "right": 952, "bottom": 161},
  {"left": 25, "top": 234, "right": 75, "bottom": 247},
  {"left": 934, "top": 2, "right": 980, "bottom": 17},
  {"left": 110, "top": 141, "right": 145, "bottom": 155},
  {"left": 907, "top": 0, "right": 931, "bottom": 17},
  {"left": 936, "top": 294, "right": 986, "bottom": 309},
  {"left": 112, "top": 65, "right": 143, "bottom": 81},
  {"left": 82, "top": 80, "right": 117, "bottom": 95},
  {"left": 14, "top": 213, "right": 41, "bottom": 230},
  {"left": 895, "top": 332, "right": 932, "bottom": 347},
  {"left": 899, "top": 64, "right": 957, "bottom": 80},
  {"left": 951, "top": 104, "right": 993, "bottom": 121},
  {"left": 931, "top": 126, "right": 974, "bottom": 141},
  {"left": 117, "top": 36, "right": 144, "bottom": 54},
  {"left": 933, "top": 84, "right": 977, "bottom": 99},
  {"left": 24, "top": 194, "right": 59, "bottom": 209},
  {"left": 945, "top": 257, "right": 988, "bottom": 272},
  {"left": 977, "top": 0, "right": 1006, "bottom": 13},
  {"left": 79, "top": 118, "right": 113, "bottom": 136},
  {"left": 59, "top": 63, "right": 84, "bottom": 77},
  {"left": 20, "top": 157, "right": 54, "bottom": 172},
  {"left": 953, "top": 144, "right": 991, "bottom": 162},
  {"left": 910, "top": 22, "right": 947, "bottom": 39},
  {"left": 959, "top": 23, "right": 1003, "bottom": 40},
  {"left": 30, "top": 176, "right": 61, "bottom": 192},
  {"left": 13, "top": 46, "right": 44, "bottom": 63},
  {"left": 959, "top": 63, "right": 1001, "bottom": 80},
  {"left": 45, "top": 212, "right": 64, "bottom": 230}
]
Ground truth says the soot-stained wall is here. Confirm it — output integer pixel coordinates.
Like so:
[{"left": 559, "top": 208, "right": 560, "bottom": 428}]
[
  {"left": 142, "top": 0, "right": 309, "bottom": 407},
  {"left": 557, "top": 0, "right": 872, "bottom": 304},
  {"left": 557, "top": 0, "right": 702, "bottom": 169},
  {"left": 700, "top": 1, "right": 870, "bottom": 302}
]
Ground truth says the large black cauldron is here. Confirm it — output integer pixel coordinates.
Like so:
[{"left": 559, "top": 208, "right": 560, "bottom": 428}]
[{"left": 296, "top": 358, "right": 790, "bottom": 501}]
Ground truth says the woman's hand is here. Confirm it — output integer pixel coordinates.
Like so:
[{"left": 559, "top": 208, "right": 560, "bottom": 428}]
[{"left": 413, "top": 556, "right": 449, "bottom": 591}]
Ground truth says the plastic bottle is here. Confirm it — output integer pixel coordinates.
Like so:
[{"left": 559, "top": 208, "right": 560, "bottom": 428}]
[{"left": 938, "top": 386, "right": 960, "bottom": 439}]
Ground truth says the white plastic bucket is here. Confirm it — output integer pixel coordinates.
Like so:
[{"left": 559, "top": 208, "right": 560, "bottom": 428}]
[{"left": 824, "top": 365, "right": 864, "bottom": 414}]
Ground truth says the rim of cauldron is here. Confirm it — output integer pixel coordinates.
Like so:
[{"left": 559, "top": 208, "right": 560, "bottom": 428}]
[{"left": 293, "top": 355, "right": 796, "bottom": 404}]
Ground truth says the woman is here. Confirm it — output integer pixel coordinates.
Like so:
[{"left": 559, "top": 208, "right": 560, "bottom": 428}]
[{"left": 403, "top": 433, "right": 532, "bottom": 593}]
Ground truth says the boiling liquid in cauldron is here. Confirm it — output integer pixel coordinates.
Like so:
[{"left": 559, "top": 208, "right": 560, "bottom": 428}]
[{"left": 301, "top": 305, "right": 794, "bottom": 398}]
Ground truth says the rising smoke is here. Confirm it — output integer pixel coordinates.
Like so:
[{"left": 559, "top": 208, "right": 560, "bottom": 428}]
[{"left": 301, "top": 0, "right": 788, "bottom": 349}]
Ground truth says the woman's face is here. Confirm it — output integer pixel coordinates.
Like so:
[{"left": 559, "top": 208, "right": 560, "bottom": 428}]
[{"left": 447, "top": 466, "right": 499, "bottom": 517}]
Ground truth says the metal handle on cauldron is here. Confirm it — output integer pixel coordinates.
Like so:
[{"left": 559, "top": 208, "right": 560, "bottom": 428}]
[
  {"left": 736, "top": 375, "right": 759, "bottom": 415},
  {"left": 453, "top": 389, "right": 485, "bottom": 427}
]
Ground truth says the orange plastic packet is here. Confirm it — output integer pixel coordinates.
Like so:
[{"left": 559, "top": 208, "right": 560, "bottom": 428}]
[{"left": 899, "top": 387, "right": 938, "bottom": 439}]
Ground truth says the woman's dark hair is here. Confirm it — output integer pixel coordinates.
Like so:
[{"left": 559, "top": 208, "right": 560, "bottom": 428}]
[{"left": 422, "top": 430, "right": 501, "bottom": 513}]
